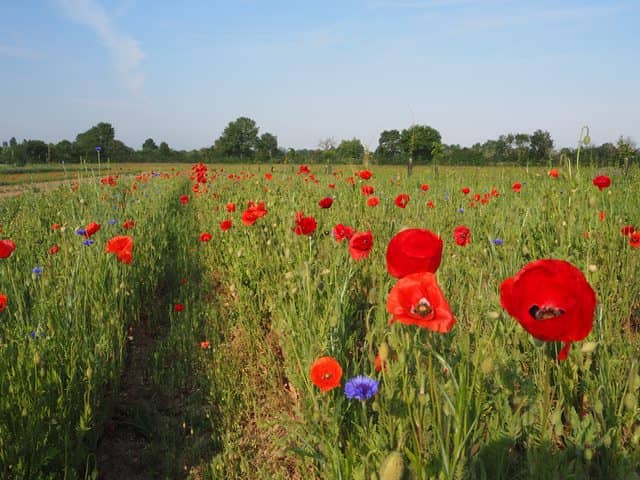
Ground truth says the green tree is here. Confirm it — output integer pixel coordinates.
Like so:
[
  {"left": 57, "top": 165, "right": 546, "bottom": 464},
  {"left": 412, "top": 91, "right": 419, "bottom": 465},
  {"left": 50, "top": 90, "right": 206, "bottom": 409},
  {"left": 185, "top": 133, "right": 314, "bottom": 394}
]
[
  {"left": 400, "top": 125, "right": 441, "bottom": 164},
  {"left": 53, "top": 140, "right": 77, "bottom": 163},
  {"left": 336, "top": 138, "right": 365, "bottom": 163},
  {"left": 617, "top": 136, "right": 636, "bottom": 174},
  {"left": 142, "top": 138, "right": 158, "bottom": 152},
  {"left": 159, "top": 141, "right": 172, "bottom": 160},
  {"left": 214, "top": 117, "right": 259, "bottom": 161},
  {"left": 375, "top": 129, "right": 402, "bottom": 164},
  {"left": 529, "top": 130, "right": 554, "bottom": 164},
  {"left": 256, "top": 132, "right": 278, "bottom": 161},
  {"left": 76, "top": 122, "right": 115, "bottom": 161}
]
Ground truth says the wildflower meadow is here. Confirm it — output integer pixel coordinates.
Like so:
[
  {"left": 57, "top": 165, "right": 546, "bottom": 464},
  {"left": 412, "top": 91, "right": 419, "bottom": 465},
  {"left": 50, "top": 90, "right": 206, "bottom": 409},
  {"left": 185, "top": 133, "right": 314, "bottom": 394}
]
[{"left": 1, "top": 163, "right": 639, "bottom": 479}]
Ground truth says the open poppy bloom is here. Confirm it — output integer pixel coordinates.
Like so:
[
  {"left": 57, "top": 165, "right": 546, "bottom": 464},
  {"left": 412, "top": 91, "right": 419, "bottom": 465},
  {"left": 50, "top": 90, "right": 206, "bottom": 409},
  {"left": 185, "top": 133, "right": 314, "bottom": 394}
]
[
  {"left": 387, "top": 272, "right": 455, "bottom": 332},
  {"left": 105, "top": 235, "right": 134, "bottom": 264},
  {"left": 592, "top": 175, "right": 611, "bottom": 191},
  {"left": 241, "top": 201, "right": 267, "bottom": 225},
  {"left": 332, "top": 224, "right": 354, "bottom": 243},
  {"left": 180, "top": 195, "right": 189, "bottom": 205},
  {"left": 0, "top": 239, "right": 16, "bottom": 259},
  {"left": 310, "top": 356, "right": 342, "bottom": 392},
  {"left": 500, "top": 259, "right": 596, "bottom": 360},
  {"left": 548, "top": 169, "right": 559, "bottom": 178},
  {"left": 348, "top": 231, "right": 373, "bottom": 260},
  {"left": 386, "top": 228, "right": 443, "bottom": 278},
  {"left": 361, "top": 185, "right": 374, "bottom": 196},
  {"left": 621, "top": 225, "right": 635, "bottom": 236},
  {"left": 462, "top": 187, "right": 471, "bottom": 194},
  {"left": 226, "top": 202, "right": 236, "bottom": 212},
  {"left": 394, "top": 193, "right": 410, "bottom": 208},
  {"left": 122, "top": 220, "right": 135, "bottom": 230},
  {"left": 367, "top": 196, "right": 380, "bottom": 207},
  {"left": 630, "top": 232, "right": 640, "bottom": 248},
  {"left": 359, "top": 170, "right": 372, "bottom": 180},
  {"left": 220, "top": 219, "right": 232, "bottom": 231},
  {"left": 0, "top": 294, "right": 7, "bottom": 313},
  {"left": 49, "top": 245, "right": 60, "bottom": 255},
  {"left": 199, "top": 232, "right": 212, "bottom": 242},
  {"left": 293, "top": 212, "right": 317, "bottom": 236},
  {"left": 512, "top": 182, "right": 522, "bottom": 193},
  {"left": 453, "top": 225, "right": 471, "bottom": 246}
]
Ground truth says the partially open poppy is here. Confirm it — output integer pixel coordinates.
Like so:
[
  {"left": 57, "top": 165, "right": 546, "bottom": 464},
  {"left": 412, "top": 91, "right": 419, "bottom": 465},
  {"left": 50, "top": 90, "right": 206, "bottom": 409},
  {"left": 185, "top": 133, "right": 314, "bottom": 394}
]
[
  {"left": 0, "top": 294, "right": 7, "bottom": 313},
  {"left": 394, "top": 193, "right": 410, "bottom": 208},
  {"left": 241, "top": 201, "right": 267, "bottom": 226},
  {"left": 0, "top": 239, "right": 16, "bottom": 259},
  {"left": 105, "top": 235, "right": 134, "bottom": 264},
  {"left": 84, "top": 222, "right": 101, "bottom": 238},
  {"left": 332, "top": 224, "right": 355, "bottom": 243},
  {"left": 310, "top": 356, "right": 342, "bottom": 393},
  {"left": 453, "top": 225, "right": 471, "bottom": 246},
  {"left": 386, "top": 228, "right": 443, "bottom": 278},
  {"left": 293, "top": 212, "right": 317, "bottom": 236},
  {"left": 387, "top": 272, "right": 455, "bottom": 332},
  {"left": 500, "top": 259, "right": 596, "bottom": 360},
  {"left": 318, "top": 197, "right": 333, "bottom": 209}
]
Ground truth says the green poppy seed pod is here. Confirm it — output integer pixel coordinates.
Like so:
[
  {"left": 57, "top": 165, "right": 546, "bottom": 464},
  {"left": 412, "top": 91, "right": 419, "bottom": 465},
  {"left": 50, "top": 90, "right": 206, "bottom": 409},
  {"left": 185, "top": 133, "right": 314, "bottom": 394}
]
[
  {"left": 584, "top": 448, "right": 593, "bottom": 461},
  {"left": 379, "top": 451, "right": 405, "bottom": 480},
  {"left": 379, "top": 342, "right": 390, "bottom": 362},
  {"left": 583, "top": 135, "right": 591, "bottom": 145},
  {"left": 624, "top": 393, "right": 637, "bottom": 411}
]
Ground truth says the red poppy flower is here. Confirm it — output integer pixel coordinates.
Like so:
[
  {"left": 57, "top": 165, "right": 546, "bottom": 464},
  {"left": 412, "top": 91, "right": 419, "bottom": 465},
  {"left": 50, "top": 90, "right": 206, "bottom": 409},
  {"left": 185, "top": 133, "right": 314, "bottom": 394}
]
[
  {"left": 621, "top": 225, "right": 635, "bottom": 236},
  {"left": 374, "top": 355, "right": 388, "bottom": 372},
  {"left": 426, "top": 200, "right": 435, "bottom": 209},
  {"left": 328, "top": 183, "right": 335, "bottom": 189},
  {"left": 361, "top": 185, "right": 374, "bottom": 196},
  {"left": 0, "top": 239, "right": 16, "bottom": 259},
  {"left": 386, "top": 228, "right": 443, "bottom": 278},
  {"left": 200, "top": 340, "right": 210, "bottom": 349},
  {"left": 548, "top": 169, "right": 559, "bottom": 178},
  {"left": 241, "top": 201, "right": 267, "bottom": 226},
  {"left": 599, "top": 211, "right": 606, "bottom": 222},
  {"left": 365, "top": 196, "right": 378, "bottom": 207},
  {"left": 84, "top": 222, "right": 101, "bottom": 238},
  {"left": 264, "top": 172, "right": 273, "bottom": 181},
  {"left": 501, "top": 259, "right": 596, "bottom": 360},
  {"left": 220, "top": 219, "right": 232, "bottom": 231},
  {"left": 174, "top": 303, "right": 184, "bottom": 312},
  {"left": 349, "top": 231, "right": 373, "bottom": 260},
  {"left": 298, "top": 164, "right": 311, "bottom": 175},
  {"left": 122, "top": 220, "right": 135, "bottom": 230},
  {"left": 592, "top": 175, "right": 611, "bottom": 191},
  {"left": 49, "top": 245, "right": 60, "bottom": 255},
  {"left": 199, "top": 232, "right": 212, "bottom": 242},
  {"left": 453, "top": 225, "right": 471, "bottom": 246},
  {"left": 293, "top": 212, "right": 317, "bottom": 236},
  {"left": 318, "top": 197, "right": 333, "bottom": 209},
  {"left": 420, "top": 184, "right": 429, "bottom": 192},
  {"left": 180, "top": 195, "right": 189, "bottom": 205},
  {"left": 332, "top": 224, "right": 355, "bottom": 243},
  {"left": 630, "top": 232, "right": 640, "bottom": 248},
  {"left": 386, "top": 272, "right": 455, "bottom": 333},
  {"left": 309, "top": 356, "right": 342, "bottom": 393},
  {"left": 226, "top": 202, "right": 236, "bottom": 212},
  {"left": 359, "top": 170, "right": 372, "bottom": 180},
  {"left": 0, "top": 294, "right": 6, "bottom": 313},
  {"left": 394, "top": 193, "right": 410, "bottom": 208},
  {"left": 462, "top": 187, "right": 471, "bottom": 195},
  {"left": 512, "top": 182, "right": 522, "bottom": 193},
  {"left": 51, "top": 223, "right": 61, "bottom": 231},
  {"left": 105, "top": 235, "right": 134, "bottom": 264}
]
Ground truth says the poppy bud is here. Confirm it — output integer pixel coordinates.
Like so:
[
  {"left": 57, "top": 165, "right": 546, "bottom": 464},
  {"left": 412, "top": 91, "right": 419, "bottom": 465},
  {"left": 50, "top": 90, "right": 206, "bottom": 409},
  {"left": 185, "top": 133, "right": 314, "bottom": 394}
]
[
  {"left": 378, "top": 342, "right": 390, "bottom": 362},
  {"left": 583, "top": 135, "right": 591, "bottom": 145},
  {"left": 379, "top": 451, "right": 405, "bottom": 480}
]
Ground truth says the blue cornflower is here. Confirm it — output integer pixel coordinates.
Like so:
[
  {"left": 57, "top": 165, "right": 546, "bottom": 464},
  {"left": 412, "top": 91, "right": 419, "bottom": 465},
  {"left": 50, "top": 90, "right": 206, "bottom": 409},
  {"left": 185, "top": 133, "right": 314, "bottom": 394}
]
[
  {"left": 83, "top": 239, "right": 94, "bottom": 246},
  {"left": 108, "top": 219, "right": 118, "bottom": 225},
  {"left": 458, "top": 207, "right": 465, "bottom": 213},
  {"left": 493, "top": 239, "right": 503, "bottom": 246},
  {"left": 76, "top": 228, "right": 86, "bottom": 236},
  {"left": 32, "top": 266, "right": 43, "bottom": 275},
  {"left": 344, "top": 375, "right": 379, "bottom": 401}
]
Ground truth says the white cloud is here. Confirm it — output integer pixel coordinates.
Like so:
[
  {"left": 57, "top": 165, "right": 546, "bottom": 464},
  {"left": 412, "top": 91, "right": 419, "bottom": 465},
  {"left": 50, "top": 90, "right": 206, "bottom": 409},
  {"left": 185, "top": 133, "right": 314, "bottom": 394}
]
[{"left": 55, "top": 0, "right": 144, "bottom": 91}]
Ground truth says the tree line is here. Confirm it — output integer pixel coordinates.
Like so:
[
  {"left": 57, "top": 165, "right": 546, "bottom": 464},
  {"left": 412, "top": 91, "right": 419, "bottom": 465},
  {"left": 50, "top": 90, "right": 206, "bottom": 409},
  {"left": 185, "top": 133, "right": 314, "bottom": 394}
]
[{"left": 1, "top": 117, "right": 637, "bottom": 167}]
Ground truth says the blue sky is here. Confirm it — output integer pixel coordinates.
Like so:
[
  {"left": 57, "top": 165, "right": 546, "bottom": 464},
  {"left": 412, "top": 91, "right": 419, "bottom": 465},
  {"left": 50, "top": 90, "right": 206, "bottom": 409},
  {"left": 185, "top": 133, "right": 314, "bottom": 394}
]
[{"left": 1, "top": 0, "right": 638, "bottom": 151}]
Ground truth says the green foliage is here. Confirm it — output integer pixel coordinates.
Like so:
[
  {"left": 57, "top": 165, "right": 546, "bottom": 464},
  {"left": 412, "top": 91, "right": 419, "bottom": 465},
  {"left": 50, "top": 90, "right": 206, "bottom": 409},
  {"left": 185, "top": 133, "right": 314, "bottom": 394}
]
[
  {"left": 76, "top": 122, "right": 115, "bottom": 160},
  {"left": 337, "top": 138, "right": 365, "bottom": 163},
  {"left": 214, "top": 117, "right": 260, "bottom": 161},
  {"left": 400, "top": 124, "right": 442, "bottom": 164}
]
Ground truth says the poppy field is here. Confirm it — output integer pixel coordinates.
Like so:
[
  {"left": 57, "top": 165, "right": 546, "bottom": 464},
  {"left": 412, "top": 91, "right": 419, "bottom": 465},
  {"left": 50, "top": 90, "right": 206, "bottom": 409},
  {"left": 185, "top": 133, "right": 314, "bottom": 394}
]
[{"left": 1, "top": 163, "right": 639, "bottom": 479}]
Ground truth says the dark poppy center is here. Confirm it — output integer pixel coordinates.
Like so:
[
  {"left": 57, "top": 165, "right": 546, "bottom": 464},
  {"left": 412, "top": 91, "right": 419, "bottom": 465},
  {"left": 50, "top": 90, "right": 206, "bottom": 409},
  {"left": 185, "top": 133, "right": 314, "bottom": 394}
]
[
  {"left": 412, "top": 298, "right": 433, "bottom": 317},
  {"left": 529, "top": 304, "right": 565, "bottom": 320}
]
